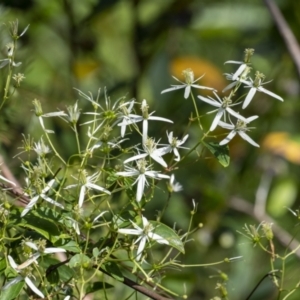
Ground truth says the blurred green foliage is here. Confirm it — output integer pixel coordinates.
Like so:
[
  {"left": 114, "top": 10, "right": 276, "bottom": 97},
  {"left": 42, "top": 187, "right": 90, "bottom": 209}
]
[{"left": 1, "top": 0, "right": 300, "bottom": 299}]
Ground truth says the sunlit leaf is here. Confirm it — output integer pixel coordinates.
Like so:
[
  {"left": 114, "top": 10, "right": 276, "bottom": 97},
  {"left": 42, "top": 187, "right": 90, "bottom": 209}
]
[
  {"left": 0, "top": 280, "right": 24, "bottom": 300},
  {"left": 69, "top": 254, "right": 91, "bottom": 269},
  {"left": 150, "top": 221, "right": 185, "bottom": 254},
  {"left": 202, "top": 141, "right": 230, "bottom": 167}
]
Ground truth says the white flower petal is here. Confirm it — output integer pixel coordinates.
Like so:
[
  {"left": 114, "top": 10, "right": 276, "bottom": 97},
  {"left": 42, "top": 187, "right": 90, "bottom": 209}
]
[
  {"left": 219, "top": 131, "right": 237, "bottom": 145},
  {"left": 148, "top": 232, "right": 169, "bottom": 245},
  {"left": 136, "top": 236, "right": 147, "bottom": 260},
  {"left": 238, "top": 131, "right": 260, "bottom": 147},
  {"left": 86, "top": 182, "right": 111, "bottom": 194},
  {"left": 25, "top": 276, "right": 45, "bottom": 298},
  {"left": 2, "top": 276, "right": 23, "bottom": 290},
  {"left": 137, "top": 174, "right": 146, "bottom": 201},
  {"left": 232, "top": 64, "right": 247, "bottom": 81},
  {"left": 124, "top": 153, "right": 148, "bottom": 164},
  {"left": 243, "top": 87, "right": 257, "bottom": 109},
  {"left": 118, "top": 228, "right": 141, "bottom": 235},
  {"left": 210, "top": 109, "right": 224, "bottom": 131},
  {"left": 184, "top": 85, "right": 191, "bottom": 99},
  {"left": 161, "top": 85, "right": 186, "bottom": 94},
  {"left": 218, "top": 121, "right": 234, "bottom": 130},
  {"left": 257, "top": 86, "right": 283, "bottom": 101},
  {"left": 44, "top": 247, "right": 66, "bottom": 253},
  {"left": 198, "top": 96, "right": 221, "bottom": 107}
]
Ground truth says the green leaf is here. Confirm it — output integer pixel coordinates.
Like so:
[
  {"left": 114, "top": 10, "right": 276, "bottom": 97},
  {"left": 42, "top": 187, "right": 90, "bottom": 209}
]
[
  {"left": 86, "top": 281, "right": 114, "bottom": 294},
  {"left": 20, "top": 214, "right": 60, "bottom": 242},
  {"left": 61, "top": 241, "right": 81, "bottom": 253},
  {"left": 150, "top": 221, "right": 185, "bottom": 254},
  {"left": 101, "top": 262, "right": 124, "bottom": 282},
  {"left": 202, "top": 141, "right": 230, "bottom": 167},
  {"left": 0, "top": 280, "right": 24, "bottom": 300},
  {"left": 69, "top": 254, "right": 91, "bottom": 268},
  {"left": 268, "top": 178, "right": 297, "bottom": 217},
  {"left": 40, "top": 257, "right": 75, "bottom": 282},
  {"left": 0, "top": 258, "right": 7, "bottom": 275}
]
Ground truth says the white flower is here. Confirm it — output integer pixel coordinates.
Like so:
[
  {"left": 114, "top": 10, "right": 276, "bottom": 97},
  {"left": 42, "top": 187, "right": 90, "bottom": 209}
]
[
  {"left": 32, "top": 99, "right": 68, "bottom": 134},
  {"left": 225, "top": 61, "right": 248, "bottom": 81},
  {"left": 124, "top": 138, "right": 168, "bottom": 168},
  {"left": 224, "top": 48, "right": 254, "bottom": 81},
  {"left": 65, "top": 217, "right": 80, "bottom": 235},
  {"left": 161, "top": 68, "right": 215, "bottom": 99},
  {"left": 118, "top": 100, "right": 135, "bottom": 137},
  {"left": 168, "top": 174, "right": 183, "bottom": 193},
  {"left": 25, "top": 241, "right": 66, "bottom": 257},
  {"left": 21, "top": 179, "right": 64, "bottom": 217},
  {"left": 240, "top": 71, "right": 283, "bottom": 109},
  {"left": 33, "top": 138, "right": 51, "bottom": 157},
  {"left": 65, "top": 171, "right": 111, "bottom": 208},
  {"left": 118, "top": 99, "right": 173, "bottom": 143},
  {"left": 116, "top": 159, "right": 170, "bottom": 202},
  {"left": 198, "top": 91, "right": 245, "bottom": 131},
  {"left": 2, "top": 255, "right": 44, "bottom": 298},
  {"left": 160, "top": 132, "right": 189, "bottom": 161},
  {"left": 218, "top": 115, "right": 259, "bottom": 147},
  {"left": 118, "top": 216, "right": 169, "bottom": 260}
]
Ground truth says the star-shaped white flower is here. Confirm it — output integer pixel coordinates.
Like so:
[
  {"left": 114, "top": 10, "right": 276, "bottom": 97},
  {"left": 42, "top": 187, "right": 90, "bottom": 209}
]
[
  {"left": 21, "top": 179, "right": 64, "bottom": 217},
  {"left": 116, "top": 159, "right": 170, "bottom": 202},
  {"left": 240, "top": 71, "right": 283, "bottom": 109},
  {"left": 218, "top": 115, "right": 259, "bottom": 147},
  {"left": 160, "top": 131, "right": 189, "bottom": 161},
  {"left": 2, "top": 255, "right": 44, "bottom": 298},
  {"left": 118, "top": 100, "right": 173, "bottom": 143},
  {"left": 198, "top": 91, "right": 245, "bottom": 131},
  {"left": 124, "top": 138, "right": 168, "bottom": 168},
  {"left": 161, "top": 68, "right": 215, "bottom": 99},
  {"left": 118, "top": 216, "right": 169, "bottom": 260},
  {"left": 65, "top": 171, "right": 111, "bottom": 208}
]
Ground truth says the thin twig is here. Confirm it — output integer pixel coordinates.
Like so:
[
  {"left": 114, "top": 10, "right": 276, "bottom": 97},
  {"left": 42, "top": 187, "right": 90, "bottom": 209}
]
[
  {"left": 229, "top": 196, "right": 300, "bottom": 258},
  {"left": 263, "top": 0, "right": 300, "bottom": 78}
]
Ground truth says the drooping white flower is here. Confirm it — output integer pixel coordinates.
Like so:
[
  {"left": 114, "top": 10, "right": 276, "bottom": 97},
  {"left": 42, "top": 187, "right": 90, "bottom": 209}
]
[
  {"left": 160, "top": 132, "right": 189, "bottom": 161},
  {"left": 65, "top": 171, "right": 110, "bottom": 208},
  {"left": 218, "top": 115, "right": 259, "bottom": 147},
  {"left": 118, "top": 99, "right": 173, "bottom": 143},
  {"left": 161, "top": 68, "right": 215, "bottom": 99},
  {"left": 118, "top": 216, "right": 169, "bottom": 260},
  {"left": 32, "top": 99, "right": 68, "bottom": 134},
  {"left": 240, "top": 71, "right": 283, "bottom": 109},
  {"left": 2, "top": 255, "right": 44, "bottom": 298},
  {"left": 168, "top": 174, "right": 183, "bottom": 193},
  {"left": 21, "top": 179, "right": 64, "bottom": 217},
  {"left": 118, "top": 100, "right": 135, "bottom": 137},
  {"left": 33, "top": 138, "right": 51, "bottom": 157},
  {"left": 224, "top": 48, "right": 254, "bottom": 81},
  {"left": 116, "top": 159, "right": 170, "bottom": 202}
]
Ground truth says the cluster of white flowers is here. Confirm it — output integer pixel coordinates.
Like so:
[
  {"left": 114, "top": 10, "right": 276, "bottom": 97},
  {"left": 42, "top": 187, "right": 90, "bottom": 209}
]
[
  {"left": 161, "top": 49, "right": 283, "bottom": 147},
  {"left": 3, "top": 241, "right": 66, "bottom": 298}
]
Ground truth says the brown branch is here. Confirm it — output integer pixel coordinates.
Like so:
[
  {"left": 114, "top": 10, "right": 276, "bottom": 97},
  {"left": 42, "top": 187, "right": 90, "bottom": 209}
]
[
  {"left": 229, "top": 196, "right": 300, "bottom": 258},
  {"left": 263, "top": 0, "right": 300, "bottom": 78},
  {"left": 100, "top": 267, "right": 173, "bottom": 300}
]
